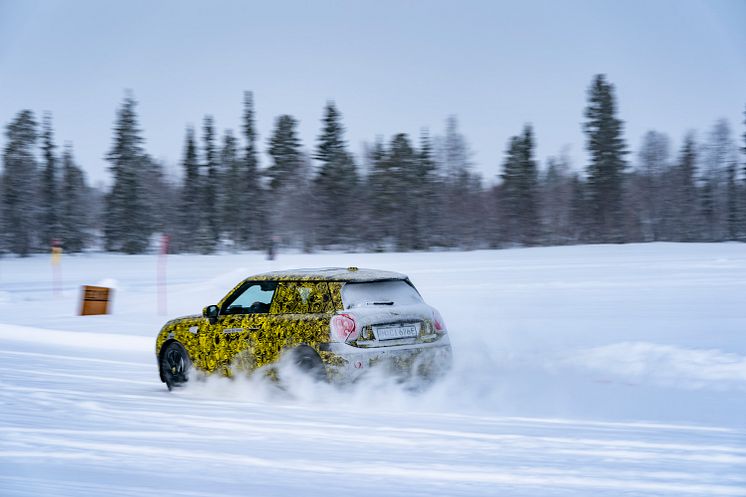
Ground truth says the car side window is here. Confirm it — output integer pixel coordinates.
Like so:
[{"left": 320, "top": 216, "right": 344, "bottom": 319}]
[
  {"left": 223, "top": 281, "right": 277, "bottom": 314},
  {"left": 270, "top": 281, "right": 332, "bottom": 314}
]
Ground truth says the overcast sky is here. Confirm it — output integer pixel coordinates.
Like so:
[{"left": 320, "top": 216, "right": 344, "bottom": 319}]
[{"left": 1, "top": 0, "right": 744, "bottom": 186}]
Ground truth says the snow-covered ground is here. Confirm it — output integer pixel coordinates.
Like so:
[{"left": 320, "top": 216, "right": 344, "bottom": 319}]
[{"left": 1, "top": 243, "right": 745, "bottom": 496}]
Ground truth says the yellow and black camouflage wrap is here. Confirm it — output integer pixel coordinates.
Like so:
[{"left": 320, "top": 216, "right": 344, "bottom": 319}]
[{"left": 155, "top": 267, "right": 451, "bottom": 384}]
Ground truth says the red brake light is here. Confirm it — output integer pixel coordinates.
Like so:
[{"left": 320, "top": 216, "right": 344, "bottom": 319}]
[
  {"left": 331, "top": 314, "right": 358, "bottom": 342},
  {"left": 433, "top": 309, "right": 447, "bottom": 333}
]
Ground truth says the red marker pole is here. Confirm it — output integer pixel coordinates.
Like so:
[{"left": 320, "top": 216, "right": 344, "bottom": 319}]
[{"left": 157, "top": 234, "right": 169, "bottom": 315}]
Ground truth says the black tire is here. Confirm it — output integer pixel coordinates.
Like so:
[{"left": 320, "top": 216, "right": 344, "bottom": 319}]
[
  {"left": 160, "top": 341, "right": 191, "bottom": 391},
  {"left": 291, "top": 347, "right": 327, "bottom": 382}
]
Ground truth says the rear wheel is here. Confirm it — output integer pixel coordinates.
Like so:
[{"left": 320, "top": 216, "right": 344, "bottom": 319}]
[
  {"left": 290, "top": 347, "right": 327, "bottom": 382},
  {"left": 160, "top": 341, "right": 191, "bottom": 390}
]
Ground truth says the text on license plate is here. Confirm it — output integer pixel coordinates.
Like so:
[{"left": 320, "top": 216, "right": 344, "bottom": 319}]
[{"left": 375, "top": 325, "right": 418, "bottom": 341}]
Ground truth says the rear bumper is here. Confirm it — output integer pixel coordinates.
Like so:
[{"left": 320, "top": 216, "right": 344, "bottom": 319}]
[{"left": 320, "top": 337, "right": 452, "bottom": 383}]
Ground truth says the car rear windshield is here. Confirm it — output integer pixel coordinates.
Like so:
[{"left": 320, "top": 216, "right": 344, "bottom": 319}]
[{"left": 341, "top": 280, "right": 423, "bottom": 309}]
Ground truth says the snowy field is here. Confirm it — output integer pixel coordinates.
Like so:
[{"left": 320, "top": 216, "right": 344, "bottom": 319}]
[{"left": 1, "top": 243, "right": 745, "bottom": 496}]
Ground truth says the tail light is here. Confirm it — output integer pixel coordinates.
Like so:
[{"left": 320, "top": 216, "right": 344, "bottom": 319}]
[
  {"left": 432, "top": 309, "right": 447, "bottom": 334},
  {"left": 331, "top": 313, "right": 358, "bottom": 342}
]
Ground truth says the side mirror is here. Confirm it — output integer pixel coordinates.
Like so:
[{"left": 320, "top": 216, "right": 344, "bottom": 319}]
[{"left": 202, "top": 304, "right": 219, "bottom": 324}]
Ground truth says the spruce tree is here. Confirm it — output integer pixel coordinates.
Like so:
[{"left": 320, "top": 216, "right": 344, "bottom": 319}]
[
  {"left": 267, "top": 114, "right": 304, "bottom": 246},
  {"left": 220, "top": 129, "right": 241, "bottom": 246},
  {"left": 541, "top": 154, "right": 574, "bottom": 244},
  {"left": 240, "top": 91, "right": 263, "bottom": 249},
  {"left": 178, "top": 126, "right": 211, "bottom": 253},
  {"left": 369, "top": 133, "right": 417, "bottom": 250},
  {"left": 1, "top": 110, "right": 38, "bottom": 256},
  {"left": 415, "top": 128, "right": 438, "bottom": 248},
  {"left": 141, "top": 157, "right": 173, "bottom": 239},
  {"left": 742, "top": 105, "right": 746, "bottom": 171},
  {"left": 636, "top": 131, "right": 671, "bottom": 241},
  {"left": 418, "top": 128, "right": 436, "bottom": 179},
  {"left": 267, "top": 115, "right": 302, "bottom": 191},
  {"left": 392, "top": 133, "right": 419, "bottom": 250},
  {"left": 583, "top": 74, "right": 628, "bottom": 242},
  {"left": 357, "top": 138, "right": 386, "bottom": 246},
  {"left": 440, "top": 116, "right": 475, "bottom": 247},
  {"left": 315, "top": 102, "right": 346, "bottom": 164},
  {"left": 499, "top": 125, "right": 539, "bottom": 245},
  {"left": 500, "top": 135, "right": 523, "bottom": 243},
  {"left": 313, "top": 102, "right": 358, "bottom": 246},
  {"left": 59, "top": 145, "right": 88, "bottom": 252},
  {"left": 740, "top": 105, "right": 746, "bottom": 239},
  {"left": 368, "top": 137, "right": 396, "bottom": 246},
  {"left": 569, "top": 175, "right": 588, "bottom": 241},
  {"left": 726, "top": 161, "right": 738, "bottom": 240},
  {"left": 104, "top": 93, "right": 152, "bottom": 253},
  {"left": 701, "top": 119, "right": 733, "bottom": 241},
  {"left": 40, "top": 112, "right": 60, "bottom": 248},
  {"left": 202, "top": 115, "right": 220, "bottom": 249},
  {"left": 700, "top": 177, "right": 716, "bottom": 241},
  {"left": 676, "top": 134, "right": 699, "bottom": 241}
]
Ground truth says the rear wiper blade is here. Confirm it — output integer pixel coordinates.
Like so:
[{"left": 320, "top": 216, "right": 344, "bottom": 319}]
[{"left": 365, "top": 301, "right": 394, "bottom": 306}]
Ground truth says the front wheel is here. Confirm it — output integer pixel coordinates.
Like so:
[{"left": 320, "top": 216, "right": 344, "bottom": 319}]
[{"left": 160, "top": 341, "right": 191, "bottom": 390}]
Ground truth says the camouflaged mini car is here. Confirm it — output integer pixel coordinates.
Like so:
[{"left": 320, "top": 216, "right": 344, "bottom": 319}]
[{"left": 156, "top": 267, "right": 452, "bottom": 389}]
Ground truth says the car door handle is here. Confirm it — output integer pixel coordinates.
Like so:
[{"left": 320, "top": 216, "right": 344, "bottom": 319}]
[{"left": 247, "top": 327, "right": 260, "bottom": 331}]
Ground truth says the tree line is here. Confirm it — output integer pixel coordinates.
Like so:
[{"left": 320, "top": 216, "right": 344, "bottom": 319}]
[{"left": 2, "top": 74, "right": 746, "bottom": 256}]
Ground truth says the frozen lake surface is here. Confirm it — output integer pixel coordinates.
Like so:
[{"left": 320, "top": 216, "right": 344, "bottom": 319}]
[{"left": 1, "top": 243, "right": 745, "bottom": 496}]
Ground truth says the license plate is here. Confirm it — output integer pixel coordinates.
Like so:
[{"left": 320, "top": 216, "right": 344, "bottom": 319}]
[{"left": 375, "top": 324, "right": 418, "bottom": 341}]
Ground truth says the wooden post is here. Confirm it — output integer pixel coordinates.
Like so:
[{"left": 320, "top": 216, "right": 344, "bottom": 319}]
[{"left": 80, "top": 285, "right": 112, "bottom": 315}]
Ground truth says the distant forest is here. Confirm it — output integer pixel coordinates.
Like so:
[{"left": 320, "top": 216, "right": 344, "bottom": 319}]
[{"left": 2, "top": 74, "right": 746, "bottom": 256}]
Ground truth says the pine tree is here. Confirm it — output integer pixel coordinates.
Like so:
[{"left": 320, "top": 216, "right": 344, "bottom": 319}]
[
  {"left": 500, "top": 135, "right": 523, "bottom": 243},
  {"left": 313, "top": 102, "right": 358, "bottom": 246},
  {"left": 267, "top": 115, "right": 302, "bottom": 191},
  {"left": 742, "top": 105, "right": 746, "bottom": 171},
  {"left": 178, "top": 126, "right": 210, "bottom": 253},
  {"left": 357, "top": 138, "right": 386, "bottom": 246},
  {"left": 202, "top": 115, "right": 220, "bottom": 249},
  {"left": 59, "top": 145, "right": 88, "bottom": 252},
  {"left": 315, "top": 102, "right": 346, "bottom": 164},
  {"left": 636, "top": 131, "right": 671, "bottom": 241},
  {"left": 741, "top": 106, "right": 746, "bottom": 238},
  {"left": 1, "top": 110, "right": 38, "bottom": 256},
  {"left": 415, "top": 128, "right": 438, "bottom": 248},
  {"left": 726, "top": 161, "right": 738, "bottom": 240},
  {"left": 239, "top": 91, "right": 263, "bottom": 249},
  {"left": 440, "top": 116, "right": 474, "bottom": 247},
  {"left": 541, "top": 153, "right": 574, "bottom": 244},
  {"left": 220, "top": 129, "right": 241, "bottom": 246},
  {"left": 104, "top": 93, "right": 152, "bottom": 253},
  {"left": 700, "top": 178, "right": 716, "bottom": 241},
  {"left": 569, "top": 174, "right": 588, "bottom": 241},
  {"left": 368, "top": 137, "right": 396, "bottom": 247},
  {"left": 442, "top": 116, "right": 471, "bottom": 179},
  {"left": 676, "top": 134, "right": 699, "bottom": 241},
  {"left": 499, "top": 125, "right": 540, "bottom": 245},
  {"left": 141, "top": 158, "right": 173, "bottom": 239},
  {"left": 392, "top": 133, "right": 419, "bottom": 250},
  {"left": 39, "top": 112, "right": 60, "bottom": 248},
  {"left": 2, "top": 110, "right": 38, "bottom": 256},
  {"left": 369, "top": 133, "right": 417, "bottom": 250},
  {"left": 418, "top": 128, "right": 436, "bottom": 179},
  {"left": 700, "top": 120, "right": 733, "bottom": 241},
  {"left": 267, "top": 114, "right": 304, "bottom": 246},
  {"left": 583, "top": 74, "right": 628, "bottom": 243}
]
